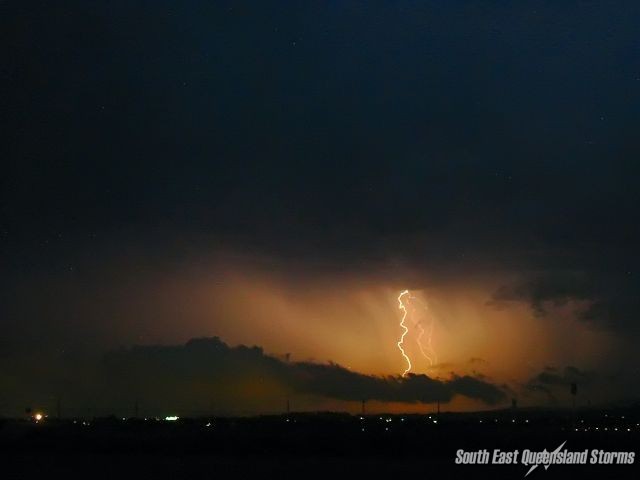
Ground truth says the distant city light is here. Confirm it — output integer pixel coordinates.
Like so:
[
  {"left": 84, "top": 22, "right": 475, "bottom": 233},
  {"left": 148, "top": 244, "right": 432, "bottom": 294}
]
[{"left": 164, "top": 416, "right": 179, "bottom": 421}]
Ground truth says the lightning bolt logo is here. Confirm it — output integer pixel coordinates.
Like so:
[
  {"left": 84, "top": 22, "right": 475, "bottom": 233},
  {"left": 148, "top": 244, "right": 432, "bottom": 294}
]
[{"left": 524, "top": 441, "right": 567, "bottom": 477}]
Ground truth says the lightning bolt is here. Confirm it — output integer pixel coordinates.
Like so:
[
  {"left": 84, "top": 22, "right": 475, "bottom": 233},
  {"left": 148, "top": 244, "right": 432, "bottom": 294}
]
[
  {"left": 410, "top": 294, "right": 438, "bottom": 366},
  {"left": 415, "top": 321, "right": 434, "bottom": 366},
  {"left": 397, "top": 290, "right": 412, "bottom": 377},
  {"left": 524, "top": 441, "right": 567, "bottom": 477}
]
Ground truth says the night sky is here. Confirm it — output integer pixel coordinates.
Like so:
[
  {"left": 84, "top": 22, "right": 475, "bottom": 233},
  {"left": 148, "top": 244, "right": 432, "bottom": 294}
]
[{"left": 2, "top": 1, "right": 640, "bottom": 415}]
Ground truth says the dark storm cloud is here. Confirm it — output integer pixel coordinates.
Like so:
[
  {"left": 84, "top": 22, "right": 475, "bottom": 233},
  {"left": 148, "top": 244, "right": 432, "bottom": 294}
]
[
  {"left": 522, "top": 366, "right": 597, "bottom": 404},
  {"left": 489, "top": 271, "right": 640, "bottom": 331},
  {"left": 0, "top": 337, "right": 505, "bottom": 416},
  {"left": 1, "top": 0, "right": 640, "bottom": 379},
  {"left": 102, "top": 338, "right": 506, "bottom": 407},
  {"left": 292, "top": 363, "right": 505, "bottom": 405},
  {"left": 3, "top": 1, "right": 639, "bottom": 250},
  {"left": 533, "top": 366, "right": 596, "bottom": 387},
  {"left": 489, "top": 273, "right": 594, "bottom": 316},
  {"left": 523, "top": 382, "right": 553, "bottom": 402}
]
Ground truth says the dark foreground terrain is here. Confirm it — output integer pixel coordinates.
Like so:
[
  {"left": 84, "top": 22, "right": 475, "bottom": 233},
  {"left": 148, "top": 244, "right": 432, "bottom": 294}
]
[{"left": 1, "top": 408, "right": 639, "bottom": 479}]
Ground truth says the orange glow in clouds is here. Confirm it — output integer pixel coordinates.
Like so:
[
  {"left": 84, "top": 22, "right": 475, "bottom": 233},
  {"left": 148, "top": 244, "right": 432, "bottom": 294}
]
[{"left": 120, "top": 260, "right": 617, "bottom": 409}]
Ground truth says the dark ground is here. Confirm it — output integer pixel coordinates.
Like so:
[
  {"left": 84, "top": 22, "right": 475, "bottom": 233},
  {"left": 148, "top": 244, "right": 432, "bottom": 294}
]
[{"left": 1, "top": 408, "right": 638, "bottom": 479}]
